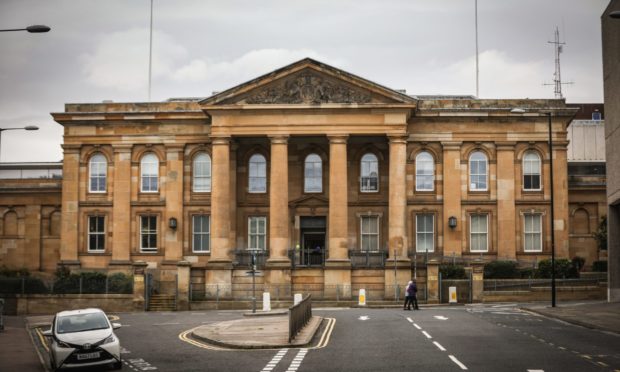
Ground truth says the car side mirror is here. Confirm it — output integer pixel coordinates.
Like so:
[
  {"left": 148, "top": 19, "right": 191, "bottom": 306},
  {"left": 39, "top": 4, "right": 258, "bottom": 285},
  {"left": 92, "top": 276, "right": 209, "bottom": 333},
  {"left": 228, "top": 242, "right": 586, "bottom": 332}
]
[
  {"left": 41, "top": 329, "right": 53, "bottom": 337},
  {"left": 112, "top": 323, "right": 121, "bottom": 330}
]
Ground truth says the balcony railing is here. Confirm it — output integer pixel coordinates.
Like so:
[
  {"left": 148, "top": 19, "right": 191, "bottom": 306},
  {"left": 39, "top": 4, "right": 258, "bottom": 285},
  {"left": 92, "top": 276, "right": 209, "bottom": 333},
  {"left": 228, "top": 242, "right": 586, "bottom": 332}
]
[{"left": 233, "top": 249, "right": 268, "bottom": 269}]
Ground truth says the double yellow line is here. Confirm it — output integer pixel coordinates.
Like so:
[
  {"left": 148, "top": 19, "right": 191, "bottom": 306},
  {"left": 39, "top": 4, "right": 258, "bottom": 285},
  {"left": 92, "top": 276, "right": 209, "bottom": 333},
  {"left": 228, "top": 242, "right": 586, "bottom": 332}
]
[{"left": 178, "top": 317, "right": 337, "bottom": 351}]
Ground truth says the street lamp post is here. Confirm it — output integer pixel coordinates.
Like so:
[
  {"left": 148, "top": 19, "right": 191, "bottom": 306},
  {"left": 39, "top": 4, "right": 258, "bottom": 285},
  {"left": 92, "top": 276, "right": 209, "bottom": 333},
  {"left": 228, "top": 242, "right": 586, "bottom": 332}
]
[
  {"left": 0, "top": 25, "right": 51, "bottom": 33},
  {"left": 0, "top": 126, "right": 39, "bottom": 162}
]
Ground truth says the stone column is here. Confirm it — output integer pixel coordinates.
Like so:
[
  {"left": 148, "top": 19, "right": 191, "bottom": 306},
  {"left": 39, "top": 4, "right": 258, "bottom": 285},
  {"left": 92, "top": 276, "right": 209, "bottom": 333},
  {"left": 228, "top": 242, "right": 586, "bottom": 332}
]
[
  {"left": 551, "top": 140, "right": 570, "bottom": 258},
  {"left": 442, "top": 142, "right": 463, "bottom": 257},
  {"left": 164, "top": 145, "right": 184, "bottom": 263},
  {"left": 325, "top": 135, "right": 351, "bottom": 299},
  {"left": 267, "top": 135, "right": 291, "bottom": 266},
  {"left": 59, "top": 144, "right": 81, "bottom": 267},
  {"left": 426, "top": 259, "right": 440, "bottom": 304},
  {"left": 24, "top": 205, "right": 41, "bottom": 271},
  {"left": 132, "top": 261, "right": 148, "bottom": 311},
  {"left": 111, "top": 145, "right": 132, "bottom": 266},
  {"left": 176, "top": 261, "right": 191, "bottom": 311},
  {"left": 496, "top": 142, "right": 516, "bottom": 260},
  {"left": 388, "top": 135, "right": 409, "bottom": 260},
  {"left": 207, "top": 137, "right": 233, "bottom": 298}
]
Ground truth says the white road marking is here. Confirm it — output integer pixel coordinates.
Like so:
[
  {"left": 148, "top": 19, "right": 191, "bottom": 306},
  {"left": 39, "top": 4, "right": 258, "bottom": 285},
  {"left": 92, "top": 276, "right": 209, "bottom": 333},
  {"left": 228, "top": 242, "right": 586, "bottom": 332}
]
[
  {"left": 413, "top": 323, "right": 422, "bottom": 330},
  {"left": 449, "top": 355, "right": 468, "bottom": 370},
  {"left": 492, "top": 303, "right": 517, "bottom": 308},
  {"left": 422, "top": 331, "right": 432, "bottom": 339},
  {"left": 433, "top": 341, "right": 446, "bottom": 351},
  {"left": 261, "top": 349, "right": 288, "bottom": 372},
  {"left": 406, "top": 317, "right": 413, "bottom": 323},
  {"left": 127, "top": 357, "right": 158, "bottom": 370},
  {"left": 285, "top": 348, "right": 308, "bottom": 372},
  {"left": 434, "top": 315, "right": 449, "bottom": 320},
  {"left": 152, "top": 322, "right": 180, "bottom": 326},
  {"left": 527, "top": 370, "right": 545, "bottom": 372},
  {"left": 359, "top": 316, "right": 369, "bottom": 320}
]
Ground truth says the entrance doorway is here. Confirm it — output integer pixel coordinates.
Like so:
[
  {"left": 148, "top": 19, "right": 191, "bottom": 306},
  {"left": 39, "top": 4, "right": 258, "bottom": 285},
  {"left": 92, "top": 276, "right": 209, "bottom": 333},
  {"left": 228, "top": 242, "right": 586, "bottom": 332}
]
[{"left": 300, "top": 217, "right": 326, "bottom": 266}]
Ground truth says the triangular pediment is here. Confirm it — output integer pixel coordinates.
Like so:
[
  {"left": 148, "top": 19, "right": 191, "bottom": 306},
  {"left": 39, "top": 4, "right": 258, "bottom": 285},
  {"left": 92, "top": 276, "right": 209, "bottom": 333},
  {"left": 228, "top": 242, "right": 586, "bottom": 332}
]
[
  {"left": 200, "top": 58, "right": 416, "bottom": 106},
  {"left": 289, "top": 194, "right": 329, "bottom": 208}
]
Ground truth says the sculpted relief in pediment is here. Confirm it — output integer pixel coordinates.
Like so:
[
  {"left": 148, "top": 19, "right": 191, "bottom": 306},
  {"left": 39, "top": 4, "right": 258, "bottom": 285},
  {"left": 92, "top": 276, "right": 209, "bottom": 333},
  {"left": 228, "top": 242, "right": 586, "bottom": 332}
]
[{"left": 240, "top": 71, "right": 373, "bottom": 104}]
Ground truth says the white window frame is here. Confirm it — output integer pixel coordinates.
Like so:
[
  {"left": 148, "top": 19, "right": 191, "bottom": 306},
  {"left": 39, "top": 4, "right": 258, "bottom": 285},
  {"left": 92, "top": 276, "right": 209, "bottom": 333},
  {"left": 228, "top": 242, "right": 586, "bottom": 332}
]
[
  {"left": 248, "top": 216, "right": 267, "bottom": 250},
  {"left": 140, "top": 215, "right": 158, "bottom": 252},
  {"left": 248, "top": 154, "right": 267, "bottom": 193},
  {"left": 523, "top": 213, "right": 543, "bottom": 252},
  {"left": 469, "top": 151, "right": 488, "bottom": 191},
  {"left": 415, "top": 214, "right": 434, "bottom": 253},
  {"left": 192, "top": 215, "right": 210, "bottom": 253},
  {"left": 522, "top": 151, "right": 542, "bottom": 191},
  {"left": 140, "top": 153, "right": 159, "bottom": 193},
  {"left": 304, "top": 153, "right": 322, "bottom": 193},
  {"left": 470, "top": 214, "right": 489, "bottom": 252},
  {"left": 87, "top": 215, "right": 105, "bottom": 252},
  {"left": 360, "top": 153, "right": 379, "bottom": 192},
  {"left": 193, "top": 153, "right": 212, "bottom": 192},
  {"left": 415, "top": 152, "right": 435, "bottom": 191},
  {"left": 88, "top": 153, "right": 107, "bottom": 193},
  {"left": 360, "top": 215, "right": 380, "bottom": 252}
]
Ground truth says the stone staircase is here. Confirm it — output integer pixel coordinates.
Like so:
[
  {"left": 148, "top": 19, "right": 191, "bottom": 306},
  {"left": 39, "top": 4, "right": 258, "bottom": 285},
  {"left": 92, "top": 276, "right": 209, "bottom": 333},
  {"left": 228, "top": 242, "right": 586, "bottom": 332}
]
[{"left": 148, "top": 294, "right": 176, "bottom": 311}]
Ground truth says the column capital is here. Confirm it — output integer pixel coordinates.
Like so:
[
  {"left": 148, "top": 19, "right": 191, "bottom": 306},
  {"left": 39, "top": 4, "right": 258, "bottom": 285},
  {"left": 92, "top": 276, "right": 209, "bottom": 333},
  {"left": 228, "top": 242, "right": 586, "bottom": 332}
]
[
  {"left": 441, "top": 141, "right": 463, "bottom": 151},
  {"left": 496, "top": 141, "right": 516, "bottom": 151},
  {"left": 165, "top": 144, "right": 185, "bottom": 151},
  {"left": 327, "top": 134, "right": 349, "bottom": 144},
  {"left": 211, "top": 136, "right": 231, "bottom": 146},
  {"left": 112, "top": 144, "right": 133, "bottom": 153},
  {"left": 268, "top": 135, "right": 289, "bottom": 144},
  {"left": 387, "top": 134, "right": 408, "bottom": 144}
]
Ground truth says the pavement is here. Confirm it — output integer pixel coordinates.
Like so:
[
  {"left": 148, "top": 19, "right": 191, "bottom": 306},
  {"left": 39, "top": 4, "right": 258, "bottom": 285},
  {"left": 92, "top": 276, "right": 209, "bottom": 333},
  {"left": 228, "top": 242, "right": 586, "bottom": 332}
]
[{"left": 1, "top": 300, "right": 619, "bottom": 371}]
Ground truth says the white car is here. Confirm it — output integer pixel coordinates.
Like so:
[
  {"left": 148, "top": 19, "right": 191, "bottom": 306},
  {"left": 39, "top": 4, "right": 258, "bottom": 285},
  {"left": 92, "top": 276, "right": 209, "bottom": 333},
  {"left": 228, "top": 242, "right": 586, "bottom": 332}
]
[{"left": 42, "top": 308, "right": 122, "bottom": 370}]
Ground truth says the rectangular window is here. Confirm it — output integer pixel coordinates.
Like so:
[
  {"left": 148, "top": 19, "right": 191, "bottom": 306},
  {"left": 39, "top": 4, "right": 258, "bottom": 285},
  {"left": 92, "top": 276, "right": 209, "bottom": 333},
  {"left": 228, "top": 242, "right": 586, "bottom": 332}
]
[
  {"left": 192, "top": 215, "right": 210, "bottom": 253},
  {"left": 140, "top": 215, "right": 157, "bottom": 252},
  {"left": 360, "top": 216, "right": 379, "bottom": 252},
  {"left": 416, "top": 214, "right": 434, "bottom": 252},
  {"left": 470, "top": 214, "right": 488, "bottom": 252},
  {"left": 524, "top": 214, "right": 542, "bottom": 252},
  {"left": 88, "top": 216, "right": 105, "bottom": 252},
  {"left": 248, "top": 216, "right": 267, "bottom": 250}
]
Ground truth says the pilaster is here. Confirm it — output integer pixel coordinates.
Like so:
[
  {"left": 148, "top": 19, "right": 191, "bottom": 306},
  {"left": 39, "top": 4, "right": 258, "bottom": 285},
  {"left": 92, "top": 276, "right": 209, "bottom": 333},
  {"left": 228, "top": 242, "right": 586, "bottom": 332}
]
[
  {"left": 442, "top": 142, "right": 463, "bottom": 257},
  {"left": 387, "top": 135, "right": 409, "bottom": 262},
  {"left": 210, "top": 137, "right": 232, "bottom": 265},
  {"left": 164, "top": 144, "right": 184, "bottom": 262},
  {"left": 59, "top": 144, "right": 81, "bottom": 267},
  {"left": 496, "top": 142, "right": 516, "bottom": 260},
  {"left": 111, "top": 145, "right": 132, "bottom": 265},
  {"left": 327, "top": 135, "right": 350, "bottom": 264},
  {"left": 551, "top": 140, "right": 570, "bottom": 258}
]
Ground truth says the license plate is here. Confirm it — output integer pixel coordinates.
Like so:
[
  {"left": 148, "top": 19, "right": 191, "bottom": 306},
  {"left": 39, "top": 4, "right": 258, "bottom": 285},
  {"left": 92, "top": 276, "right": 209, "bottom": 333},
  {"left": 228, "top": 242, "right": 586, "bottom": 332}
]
[{"left": 77, "top": 351, "right": 100, "bottom": 360}]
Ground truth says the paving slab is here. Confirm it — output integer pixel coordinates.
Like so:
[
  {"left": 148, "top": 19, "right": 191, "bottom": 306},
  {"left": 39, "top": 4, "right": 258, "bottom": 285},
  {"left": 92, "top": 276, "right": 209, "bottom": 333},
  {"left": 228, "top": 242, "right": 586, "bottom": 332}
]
[
  {"left": 192, "top": 315, "right": 323, "bottom": 349},
  {"left": 0, "top": 316, "right": 45, "bottom": 372},
  {"left": 523, "top": 301, "right": 620, "bottom": 334}
]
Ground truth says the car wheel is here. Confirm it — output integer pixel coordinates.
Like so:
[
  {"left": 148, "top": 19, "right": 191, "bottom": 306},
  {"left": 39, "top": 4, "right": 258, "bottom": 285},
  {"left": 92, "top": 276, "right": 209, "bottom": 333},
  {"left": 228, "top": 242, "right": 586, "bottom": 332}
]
[{"left": 113, "top": 359, "right": 123, "bottom": 370}]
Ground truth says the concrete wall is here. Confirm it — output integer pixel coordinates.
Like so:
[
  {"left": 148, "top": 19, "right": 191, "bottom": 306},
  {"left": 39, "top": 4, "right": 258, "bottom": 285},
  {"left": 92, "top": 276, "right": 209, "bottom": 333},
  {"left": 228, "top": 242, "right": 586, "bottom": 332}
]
[{"left": 13, "top": 294, "right": 134, "bottom": 315}]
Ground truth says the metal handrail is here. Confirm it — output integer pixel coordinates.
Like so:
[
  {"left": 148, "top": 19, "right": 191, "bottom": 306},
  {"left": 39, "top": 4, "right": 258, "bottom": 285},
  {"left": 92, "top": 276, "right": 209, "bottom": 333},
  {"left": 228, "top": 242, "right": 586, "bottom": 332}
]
[{"left": 289, "top": 294, "right": 312, "bottom": 343}]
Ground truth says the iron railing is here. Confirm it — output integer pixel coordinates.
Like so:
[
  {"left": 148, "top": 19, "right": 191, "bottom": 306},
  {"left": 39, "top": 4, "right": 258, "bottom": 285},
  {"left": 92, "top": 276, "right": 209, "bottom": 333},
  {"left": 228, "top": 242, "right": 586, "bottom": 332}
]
[
  {"left": 0, "top": 275, "right": 133, "bottom": 295},
  {"left": 289, "top": 294, "right": 312, "bottom": 343},
  {"left": 483, "top": 277, "right": 606, "bottom": 292}
]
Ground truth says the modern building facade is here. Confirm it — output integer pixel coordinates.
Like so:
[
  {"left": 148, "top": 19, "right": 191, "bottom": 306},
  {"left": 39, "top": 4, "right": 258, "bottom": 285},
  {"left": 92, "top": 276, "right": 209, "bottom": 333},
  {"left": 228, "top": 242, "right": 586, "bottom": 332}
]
[{"left": 1, "top": 59, "right": 581, "bottom": 298}]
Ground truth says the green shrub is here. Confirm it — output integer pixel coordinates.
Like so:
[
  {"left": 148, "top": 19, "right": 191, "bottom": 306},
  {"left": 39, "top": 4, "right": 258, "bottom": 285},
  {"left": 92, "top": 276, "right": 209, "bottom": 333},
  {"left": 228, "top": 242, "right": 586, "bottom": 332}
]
[
  {"left": 439, "top": 263, "right": 467, "bottom": 279},
  {"left": 108, "top": 273, "right": 133, "bottom": 294},
  {"left": 484, "top": 261, "right": 520, "bottom": 279},
  {"left": 518, "top": 268, "right": 535, "bottom": 279},
  {"left": 592, "top": 260, "right": 607, "bottom": 272},
  {"left": 0, "top": 266, "right": 31, "bottom": 278},
  {"left": 536, "top": 258, "right": 579, "bottom": 279}
]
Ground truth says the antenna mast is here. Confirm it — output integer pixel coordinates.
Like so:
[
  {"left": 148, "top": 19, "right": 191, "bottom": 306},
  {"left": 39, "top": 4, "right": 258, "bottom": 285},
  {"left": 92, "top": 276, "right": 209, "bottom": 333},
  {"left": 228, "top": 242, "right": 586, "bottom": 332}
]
[{"left": 544, "top": 26, "right": 572, "bottom": 99}]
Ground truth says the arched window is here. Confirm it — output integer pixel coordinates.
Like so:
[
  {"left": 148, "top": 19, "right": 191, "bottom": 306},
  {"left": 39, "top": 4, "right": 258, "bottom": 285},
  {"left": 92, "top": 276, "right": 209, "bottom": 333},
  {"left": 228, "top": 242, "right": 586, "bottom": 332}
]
[
  {"left": 469, "top": 151, "right": 488, "bottom": 191},
  {"left": 360, "top": 153, "right": 379, "bottom": 192},
  {"left": 304, "top": 153, "right": 322, "bottom": 193},
  {"left": 523, "top": 151, "right": 541, "bottom": 190},
  {"left": 193, "top": 153, "right": 212, "bottom": 192},
  {"left": 3, "top": 211, "right": 18, "bottom": 236},
  {"left": 140, "top": 153, "right": 159, "bottom": 192},
  {"left": 248, "top": 154, "right": 267, "bottom": 193},
  {"left": 49, "top": 211, "right": 61, "bottom": 236},
  {"left": 415, "top": 151, "right": 434, "bottom": 191},
  {"left": 89, "top": 153, "right": 107, "bottom": 192}
]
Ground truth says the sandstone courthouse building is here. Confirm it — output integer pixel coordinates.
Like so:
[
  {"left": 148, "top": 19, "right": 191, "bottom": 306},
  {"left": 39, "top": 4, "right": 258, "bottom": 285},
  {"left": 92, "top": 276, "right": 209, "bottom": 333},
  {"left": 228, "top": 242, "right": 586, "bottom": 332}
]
[{"left": 1, "top": 59, "right": 605, "bottom": 299}]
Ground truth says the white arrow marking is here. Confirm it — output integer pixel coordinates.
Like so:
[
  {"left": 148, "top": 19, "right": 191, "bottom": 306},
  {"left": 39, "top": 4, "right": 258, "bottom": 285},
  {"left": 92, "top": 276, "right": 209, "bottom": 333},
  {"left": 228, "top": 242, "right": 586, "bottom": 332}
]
[
  {"left": 359, "top": 316, "right": 369, "bottom": 321},
  {"left": 434, "top": 315, "right": 449, "bottom": 320}
]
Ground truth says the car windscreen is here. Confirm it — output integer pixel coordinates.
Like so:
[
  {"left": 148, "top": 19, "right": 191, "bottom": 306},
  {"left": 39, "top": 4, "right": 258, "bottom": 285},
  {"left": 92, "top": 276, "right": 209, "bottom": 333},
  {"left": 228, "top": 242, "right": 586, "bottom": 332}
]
[{"left": 56, "top": 312, "right": 110, "bottom": 334}]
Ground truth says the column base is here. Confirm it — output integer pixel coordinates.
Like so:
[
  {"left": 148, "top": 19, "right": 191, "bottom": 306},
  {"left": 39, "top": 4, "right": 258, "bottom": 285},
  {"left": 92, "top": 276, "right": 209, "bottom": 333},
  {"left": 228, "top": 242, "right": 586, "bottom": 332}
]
[
  {"left": 265, "top": 257, "right": 291, "bottom": 269},
  {"left": 324, "top": 266, "right": 352, "bottom": 300},
  {"left": 206, "top": 259, "right": 233, "bottom": 270},
  {"left": 58, "top": 260, "right": 81, "bottom": 270},
  {"left": 324, "top": 259, "right": 351, "bottom": 269},
  {"left": 205, "top": 266, "right": 233, "bottom": 299},
  {"left": 385, "top": 258, "right": 412, "bottom": 269}
]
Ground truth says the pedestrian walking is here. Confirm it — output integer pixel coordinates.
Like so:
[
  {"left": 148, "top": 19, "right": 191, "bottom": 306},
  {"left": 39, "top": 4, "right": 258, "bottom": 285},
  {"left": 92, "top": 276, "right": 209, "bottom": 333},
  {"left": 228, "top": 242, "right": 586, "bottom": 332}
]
[
  {"left": 404, "top": 280, "right": 414, "bottom": 310},
  {"left": 411, "top": 280, "right": 419, "bottom": 310}
]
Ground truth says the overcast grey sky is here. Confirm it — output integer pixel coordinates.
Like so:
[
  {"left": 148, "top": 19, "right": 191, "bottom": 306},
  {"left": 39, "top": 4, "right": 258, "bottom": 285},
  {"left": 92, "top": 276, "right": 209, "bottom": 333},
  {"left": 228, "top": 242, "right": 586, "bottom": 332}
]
[{"left": 0, "top": 0, "right": 610, "bottom": 162}]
